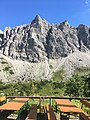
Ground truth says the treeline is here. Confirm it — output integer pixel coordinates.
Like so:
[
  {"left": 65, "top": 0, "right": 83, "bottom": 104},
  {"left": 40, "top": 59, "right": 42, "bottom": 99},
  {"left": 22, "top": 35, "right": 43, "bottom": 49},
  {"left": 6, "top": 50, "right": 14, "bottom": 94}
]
[{"left": 0, "top": 74, "right": 90, "bottom": 97}]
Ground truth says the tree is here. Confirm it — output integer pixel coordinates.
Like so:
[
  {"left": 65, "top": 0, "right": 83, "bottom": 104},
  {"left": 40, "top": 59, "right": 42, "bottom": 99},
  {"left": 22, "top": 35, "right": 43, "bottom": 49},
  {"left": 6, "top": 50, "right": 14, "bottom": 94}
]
[
  {"left": 65, "top": 75, "right": 85, "bottom": 97},
  {"left": 84, "top": 76, "right": 90, "bottom": 97}
]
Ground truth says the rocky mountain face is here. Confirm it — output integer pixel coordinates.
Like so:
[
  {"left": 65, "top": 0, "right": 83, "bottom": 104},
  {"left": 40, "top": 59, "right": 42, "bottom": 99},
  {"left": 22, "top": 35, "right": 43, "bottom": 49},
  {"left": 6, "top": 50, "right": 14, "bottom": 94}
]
[{"left": 0, "top": 15, "right": 90, "bottom": 82}]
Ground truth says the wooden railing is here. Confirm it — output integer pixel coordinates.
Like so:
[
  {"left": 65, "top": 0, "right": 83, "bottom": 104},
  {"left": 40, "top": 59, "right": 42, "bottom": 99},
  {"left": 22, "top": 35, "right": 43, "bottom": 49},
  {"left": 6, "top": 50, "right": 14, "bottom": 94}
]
[{"left": 7, "top": 96, "right": 90, "bottom": 100}]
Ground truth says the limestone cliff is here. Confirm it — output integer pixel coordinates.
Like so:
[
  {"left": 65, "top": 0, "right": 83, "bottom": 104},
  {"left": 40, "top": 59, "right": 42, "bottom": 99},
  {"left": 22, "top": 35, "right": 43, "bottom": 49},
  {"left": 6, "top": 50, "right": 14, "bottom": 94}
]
[{"left": 0, "top": 15, "right": 90, "bottom": 82}]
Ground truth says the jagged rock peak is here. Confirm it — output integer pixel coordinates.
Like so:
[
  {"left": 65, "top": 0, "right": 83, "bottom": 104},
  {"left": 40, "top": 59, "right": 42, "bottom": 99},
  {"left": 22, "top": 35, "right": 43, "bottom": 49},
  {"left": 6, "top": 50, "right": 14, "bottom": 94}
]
[
  {"left": 60, "top": 20, "right": 70, "bottom": 28},
  {"left": 0, "top": 17, "right": 90, "bottom": 82},
  {"left": 63, "top": 20, "right": 69, "bottom": 25},
  {"left": 78, "top": 24, "right": 89, "bottom": 28},
  {"left": 31, "top": 15, "right": 49, "bottom": 25},
  {"left": 34, "top": 15, "right": 42, "bottom": 21},
  {"left": 30, "top": 15, "right": 50, "bottom": 34},
  {"left": 0, "top": 16, "right": 90, "bottom": 63},
  {"left": 4, "top": 27, "right": 11, "bottom": 33}
]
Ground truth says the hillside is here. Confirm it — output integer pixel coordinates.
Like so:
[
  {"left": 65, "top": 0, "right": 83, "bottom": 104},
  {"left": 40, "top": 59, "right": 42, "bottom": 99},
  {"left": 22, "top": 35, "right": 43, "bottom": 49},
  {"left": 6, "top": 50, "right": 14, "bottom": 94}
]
[{"left": 0, "top": 15, "right": 90, "bottom": 82}]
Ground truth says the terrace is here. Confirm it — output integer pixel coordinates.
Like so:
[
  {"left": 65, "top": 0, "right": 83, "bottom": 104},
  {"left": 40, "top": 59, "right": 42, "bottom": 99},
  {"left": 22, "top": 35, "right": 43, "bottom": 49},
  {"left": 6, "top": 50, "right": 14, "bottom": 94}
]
[{"left": 0, "top": 96, "right": 90, "bottom": 120}]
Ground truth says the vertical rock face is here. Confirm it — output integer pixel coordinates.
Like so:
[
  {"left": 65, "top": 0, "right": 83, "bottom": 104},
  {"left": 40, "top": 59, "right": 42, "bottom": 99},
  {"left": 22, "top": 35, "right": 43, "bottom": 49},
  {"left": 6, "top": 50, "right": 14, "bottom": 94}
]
[
  {"left": 77, "top": 24, "right": 90, "bottom": 51},
  {"left": 1, "top": 16, "right": 90, "bottom": 82},
  {"left": 0, "top": 16, "right": 90, "bottom": 62},
  {"left": 45, "top": 24, "right": 78, "bottom": 59},
  {"left": 0, "top": 30, "right": 3, "bottom": 42}
]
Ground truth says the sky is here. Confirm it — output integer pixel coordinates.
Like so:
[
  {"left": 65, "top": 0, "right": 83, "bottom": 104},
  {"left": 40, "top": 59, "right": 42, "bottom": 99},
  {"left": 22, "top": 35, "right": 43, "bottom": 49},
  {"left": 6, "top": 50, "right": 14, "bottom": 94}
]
[{"left": 0, "top": 0, "right": 90, "bottom": 30}]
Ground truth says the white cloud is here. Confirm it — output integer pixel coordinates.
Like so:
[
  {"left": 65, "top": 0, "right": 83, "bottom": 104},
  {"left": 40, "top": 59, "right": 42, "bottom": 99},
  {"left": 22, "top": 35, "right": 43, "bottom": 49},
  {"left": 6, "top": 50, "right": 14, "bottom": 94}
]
[
  {"left": 85, "top": 0, "right": 90, "bottom": 6},
  {"left": 84, "top": 0, "right": 90, "bottom": 13},
  {"left": 78, "top": 0, "right": 90, "bottom": 14},
  {"left": 88, "top": 8, "right": 90, "bottom": 10},
  {"left": 79, "top": 1, "right": 90, "bottom": 15}
]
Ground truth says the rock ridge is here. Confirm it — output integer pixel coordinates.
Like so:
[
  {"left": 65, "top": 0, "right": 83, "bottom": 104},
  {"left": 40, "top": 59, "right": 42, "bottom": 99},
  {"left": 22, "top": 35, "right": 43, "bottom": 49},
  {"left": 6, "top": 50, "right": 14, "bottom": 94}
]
[
  {"left": 0, "top": 16, "right": 90, "bottom": 82},
  {"left": 0, "top": 16, "right": 90, "bottom": 62}
]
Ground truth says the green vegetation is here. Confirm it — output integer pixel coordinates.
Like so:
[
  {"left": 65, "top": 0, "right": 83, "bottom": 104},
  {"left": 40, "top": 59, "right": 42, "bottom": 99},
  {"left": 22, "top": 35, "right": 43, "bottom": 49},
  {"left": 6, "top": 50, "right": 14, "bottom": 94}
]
[
  {"left": 3, "top": 66, "right": 11, "bottom": 71},
  {"left": 0, "top": 80, "right": 65, "bottom": 96},
  {"left": 0, "top": 67, "right": 90, "bottom": 119},
  {"left": 49, "top": 64, "right": 53, "bottom": 69},
  {"left": 72, "top": 99, "right": 90, "bottom": 115},
  {"left": 74, "top": 67, "right": 90, "bottom": 77},
  {"left": 52, "top": 67, "right": 65, "bottom": 82},
  {"left": 1, "top": 59, "right": 14, "bottom": 75},
  {"left": 65, "top": 74, "right": 85, "bottom": 97},
  {"left": 0, "top": 67, "right": 90, "bottom": 97},
  {"left": 0, "top": 74, "right": 90, "bottom": 97},
  {"left": 1, "top": 61, "right": 8, "bottom": 64},
  {"left": 9, "top": 70, "right": 14, "bottom": 74}
]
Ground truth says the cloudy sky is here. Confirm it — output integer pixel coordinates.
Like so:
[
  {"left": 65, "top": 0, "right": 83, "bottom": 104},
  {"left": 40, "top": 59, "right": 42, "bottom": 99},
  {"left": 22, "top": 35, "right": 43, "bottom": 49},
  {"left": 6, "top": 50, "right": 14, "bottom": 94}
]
[{"left": 0, "top": 0, "right": 90, "bottom": 30}]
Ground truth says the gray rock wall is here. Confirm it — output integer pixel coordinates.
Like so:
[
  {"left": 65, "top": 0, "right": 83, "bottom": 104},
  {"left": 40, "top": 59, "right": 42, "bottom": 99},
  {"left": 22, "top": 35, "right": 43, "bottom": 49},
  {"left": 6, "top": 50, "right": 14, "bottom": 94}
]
[
  {"left": 0, "top": 16, "right": 90, "bottom": 62},
  {"left": 1, "top": 16, "right": 90, "bottom": 82}
]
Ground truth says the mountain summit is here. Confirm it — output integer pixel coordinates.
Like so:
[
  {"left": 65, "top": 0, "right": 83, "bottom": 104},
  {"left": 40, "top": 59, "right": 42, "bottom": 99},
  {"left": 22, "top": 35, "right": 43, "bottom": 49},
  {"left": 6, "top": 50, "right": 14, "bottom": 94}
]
[{"left": 0, "top": 16, "right": 90, "bottom": 82}]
